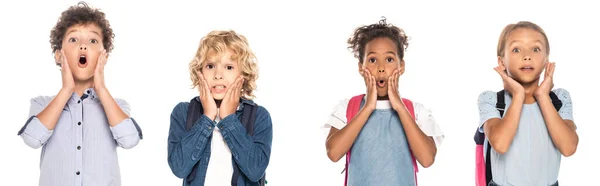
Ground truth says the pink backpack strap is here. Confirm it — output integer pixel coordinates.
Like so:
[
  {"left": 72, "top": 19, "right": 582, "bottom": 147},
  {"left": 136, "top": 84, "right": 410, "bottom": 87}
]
[
  {"left": 402, "top": 98, "right": 419, "bottom": 186},
  {"left": 344, "top": 94, "right": 365, "bottom": 186}
]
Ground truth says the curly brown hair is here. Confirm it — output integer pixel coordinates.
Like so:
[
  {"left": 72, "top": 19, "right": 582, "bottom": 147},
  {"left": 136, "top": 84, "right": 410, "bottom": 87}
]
[
  {"left": 348, "top": 17, "right": 409, "bottom": 63},
  {"left": 49, "top": 1, "right": 114, "bottom": 60}
]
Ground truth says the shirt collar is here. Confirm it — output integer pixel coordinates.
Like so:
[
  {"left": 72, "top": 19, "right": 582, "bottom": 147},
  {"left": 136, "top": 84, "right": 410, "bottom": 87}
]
[
  {"left": 193, "top": 96, "right": 255, "bottom": 111},
  {"left": 67, "top": 88, "right": 98, "bottom": 106}
]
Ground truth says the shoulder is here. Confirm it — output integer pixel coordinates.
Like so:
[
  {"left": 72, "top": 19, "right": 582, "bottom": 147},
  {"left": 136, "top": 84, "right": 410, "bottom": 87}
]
[
  {"left": 30, "top": 95, "right": 54, "bottom": 106},
  {"left": 552, "top": 88, "right": 571, "bottom": 101},
  {"left": 478, "top": 90, "right": 498, "bottom": 103},
  {"left": 172, "top": 101, "right": 190, "bottom": 116},
  {"left": 244, "top": 100, "right": 270, "bottom": 117}
]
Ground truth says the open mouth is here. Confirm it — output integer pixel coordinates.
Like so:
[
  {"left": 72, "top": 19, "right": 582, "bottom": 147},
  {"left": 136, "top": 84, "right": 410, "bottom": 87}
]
[
  {"left": 211, "top": 84, "right": 227, "bottom": 93},
  {"left": 377, "top": 79, "right": 386, "bottom": 88},
  {"left": 79, "top": 55, "right": 87, "bottom": 64},
  {"left": 520, "top": 66, "right": 534, "bottom": 72},
  {"left": 77, "top": 54, "right": 88, "bottom": 68}
]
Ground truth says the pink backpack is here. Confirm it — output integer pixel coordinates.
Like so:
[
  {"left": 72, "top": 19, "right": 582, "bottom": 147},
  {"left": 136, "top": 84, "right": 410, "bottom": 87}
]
[{"left": 343, "top": 94, "right": 419, "bottom": 186}]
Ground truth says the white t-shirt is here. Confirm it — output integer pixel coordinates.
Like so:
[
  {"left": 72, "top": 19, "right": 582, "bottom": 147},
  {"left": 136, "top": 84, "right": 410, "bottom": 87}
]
[
  {"left": 204, "top": 109, "right": 233, "bottom": 185},
  {"left": 323, "top": 98, "right": 445, "bottom": 147}
]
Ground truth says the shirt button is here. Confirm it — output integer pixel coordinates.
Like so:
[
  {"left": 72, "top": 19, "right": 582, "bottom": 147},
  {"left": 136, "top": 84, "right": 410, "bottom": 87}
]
[
  {"left": 78, "top": 122, "right": 81, "bottom": 126},
  {"left": 76, "top": 171, "right": 80, "bottom": 175},
  {"left": 77, "top": 146, "right": 81, "bottom": 150},
  {"left": 87, "top": 90, "right": 91, "bottom": 94},
  {"left": 77, "top": 100, "right": 81, "bottom": 104}
]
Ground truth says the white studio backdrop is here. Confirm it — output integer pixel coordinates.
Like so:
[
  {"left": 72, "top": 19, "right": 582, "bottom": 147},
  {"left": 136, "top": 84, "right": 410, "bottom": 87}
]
[{"left": 0, "top": 0, "right": 598, "bottom": 185}]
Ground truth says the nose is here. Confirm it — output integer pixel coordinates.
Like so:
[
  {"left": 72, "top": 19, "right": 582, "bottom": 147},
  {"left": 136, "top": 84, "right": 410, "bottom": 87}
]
[
  {"left": 79, "top": 45, "right": 87, "bottom": 51},
  {"left": 213, "top": 67, "right": 224, "bottom": 80},
  {"left": 377, "top": 69, "right": 385, "bottom": 73},
  {"left": 523, "top": 55, "right": 532, "bottom": 61}
]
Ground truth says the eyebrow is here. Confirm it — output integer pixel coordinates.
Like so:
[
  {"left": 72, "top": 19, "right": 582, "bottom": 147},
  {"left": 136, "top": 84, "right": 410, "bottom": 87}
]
[
  {"left": 367, "top": 51, "right": 396, "bottom": 55},
  {"left": 65, "top": 29, "right": 102, "bottom": 37},
  {"left": 508, "top": 40, "right": 544, "bottom": 46}
]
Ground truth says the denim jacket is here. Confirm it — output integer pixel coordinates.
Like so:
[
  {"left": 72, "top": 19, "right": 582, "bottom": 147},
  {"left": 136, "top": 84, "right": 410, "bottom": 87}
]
[{"left": 168, "top": 98, "right": 272, "bottom": 186}]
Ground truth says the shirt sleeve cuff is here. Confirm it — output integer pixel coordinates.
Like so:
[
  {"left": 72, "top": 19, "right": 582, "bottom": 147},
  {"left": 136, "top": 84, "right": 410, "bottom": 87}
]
[
  {"left": 19, "top": 116, "right": 53, "bottom": 147},
  {"left": 110, "top": 118, "right": 141, "bottom": 140}
]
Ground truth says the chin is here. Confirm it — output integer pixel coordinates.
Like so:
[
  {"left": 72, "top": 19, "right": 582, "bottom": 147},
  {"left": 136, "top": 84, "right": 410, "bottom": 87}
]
[{"left": 212, "top": 95, "right": 225, "bottom": 100}]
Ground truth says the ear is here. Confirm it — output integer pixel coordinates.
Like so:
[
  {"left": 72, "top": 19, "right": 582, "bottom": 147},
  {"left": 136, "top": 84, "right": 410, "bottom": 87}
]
[
  {"left": 357, "top": 61, "right": 364, "bottom": 75},
  {"left": 497, "top": 56, "right": 506, "bottom": 71},
  {"left": 398, "top": 60, "right": 406, "bottom": 75},
  {"left": 54, "top": 50, "right": 62, "bottom": 67}
]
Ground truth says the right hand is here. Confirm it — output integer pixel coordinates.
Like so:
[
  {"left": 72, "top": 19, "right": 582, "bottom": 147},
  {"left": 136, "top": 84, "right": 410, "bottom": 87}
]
[
  {"left": 360, "top": 67, "right": 377, "bottom": 111},
  {"left": 494, "top": 66, "right": 524, "bottom": 98},
  {"left": 197, "top": 70, "right": 218, "bottom": 120},
  {"left": 59, "top": 50, "right": 75, "bottom": 92}
]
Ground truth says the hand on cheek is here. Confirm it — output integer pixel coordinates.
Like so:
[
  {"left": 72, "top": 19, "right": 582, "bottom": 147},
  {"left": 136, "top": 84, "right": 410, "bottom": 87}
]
[
  {"left": 219, "top": 76, "right": 244, "bottom": 119},
  {"left": 198, "top": 70, "right": 218, "bottom": 120}
]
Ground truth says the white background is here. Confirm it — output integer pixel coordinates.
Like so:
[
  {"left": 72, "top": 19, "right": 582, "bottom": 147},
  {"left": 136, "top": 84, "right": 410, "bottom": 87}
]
[{"left": 1, "top": 0, "right": 598, "bottom": 185}]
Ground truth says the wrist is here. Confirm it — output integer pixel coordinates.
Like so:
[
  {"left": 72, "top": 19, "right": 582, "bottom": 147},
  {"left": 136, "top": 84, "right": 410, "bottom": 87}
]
[
  {"left": 513, "top": 93, "right": 526, "bottom": 103},
  {"left": 534, "top": 94, "right": 551, "bottom": 102}
]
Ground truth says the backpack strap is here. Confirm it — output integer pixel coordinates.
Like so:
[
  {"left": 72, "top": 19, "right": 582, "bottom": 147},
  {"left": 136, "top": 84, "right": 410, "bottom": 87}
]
[
  {"left": 549, "top": 91, "right": 562, "bottom": 111},
  {"left": 485, "top": 90, "right": 506, "bottom": 185},
  {"left": 231, "top": 102, "right": 265, "bottom": 186},
  {"left": 343, "top": 94, "right": 365, "bottom": 186},
  {"left": 401, "top": 98, "right": 419, "bottom": 186},
  {"left": 185, "top": 97, "right": 203, "bottom": 183}
]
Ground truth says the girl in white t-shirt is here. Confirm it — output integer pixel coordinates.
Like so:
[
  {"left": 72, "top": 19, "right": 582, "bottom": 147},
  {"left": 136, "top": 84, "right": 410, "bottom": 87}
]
[{"left": 324, "top": 17, "right": 444, "bottom": 186}]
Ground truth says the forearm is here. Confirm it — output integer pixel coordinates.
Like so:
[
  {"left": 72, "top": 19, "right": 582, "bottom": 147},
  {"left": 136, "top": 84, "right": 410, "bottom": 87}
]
[
  {"left": 218, "top": 114, "right": 272, "bottom": 181},
  {"left": 96, "top": 87, "right": 129, "bottom": 126},
  {"left": 325, "top": 106, "right": 373, "bottom": 162},
  {"left": 486, "top": 95, "right": 524, "bottom": 154},
  {"left": 36, "top": 88, "right": 72, "bottom": 130},
  {"left": 167, "top": 115, "right": 214, "bottom": 178},
  {"left": 537, "top": 95, "right": 578, "bottom": 156},
  {"left": 395, "top": 103, "right": 436, "bottom": 168}
]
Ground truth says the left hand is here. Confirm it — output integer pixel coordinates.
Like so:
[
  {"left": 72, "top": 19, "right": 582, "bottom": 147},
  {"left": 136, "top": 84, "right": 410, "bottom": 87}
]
[
  {"left": 534, "top": 62, "right": 555, "bottom": 98},
  {"left": 94, "top": 50, "right": 108, "bottom": 91},
  {"left": 219, "top": 76, "right": 244, "bottom": 119},
  {"left": 388, "top": 69, "right": 403, "bottom": 111}
]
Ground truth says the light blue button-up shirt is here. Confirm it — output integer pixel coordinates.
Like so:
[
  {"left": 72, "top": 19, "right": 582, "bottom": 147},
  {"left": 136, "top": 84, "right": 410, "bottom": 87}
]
[{"left": 18, "top": 88, "right": 143, "bottom": 186}]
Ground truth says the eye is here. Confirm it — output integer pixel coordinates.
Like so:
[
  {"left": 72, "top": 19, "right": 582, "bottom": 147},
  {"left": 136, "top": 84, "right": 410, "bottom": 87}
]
[
  {"left": 90, "top": 39, "right": 98, "bottom": 44},
  {"left": 206, "top": 64, "right": 214, "bottom": 69},
  {"left": 226, "top": 65, "right": 234, "bottom": 70},
  {"left": 68, "top": 38, "right": 77, "bottom": 43},
  {"left": 533, "top": 47, "right": 541, "bottom": 52},
  {"left": 511, "top": 48, "right": 520, "bottom": 53},
  {"left": 386, "top": 57, "right": 394, "bottom": 63},
  {"left": 368, "top": 58, "right": 376, "bottom": 63}
]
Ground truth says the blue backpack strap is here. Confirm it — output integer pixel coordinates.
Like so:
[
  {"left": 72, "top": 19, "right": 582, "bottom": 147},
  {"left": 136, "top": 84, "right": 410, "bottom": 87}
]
[
  {"left": 231, "top": 102, "right": 265, "bottom": 186},
  {"left": 185, "top": 97, "right": 203, "bottom": 183}
]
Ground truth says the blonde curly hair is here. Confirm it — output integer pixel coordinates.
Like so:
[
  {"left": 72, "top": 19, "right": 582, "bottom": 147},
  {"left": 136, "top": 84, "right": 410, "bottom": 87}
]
[{"left": 189, "top": 30, "right": 258, "bottom": 100}]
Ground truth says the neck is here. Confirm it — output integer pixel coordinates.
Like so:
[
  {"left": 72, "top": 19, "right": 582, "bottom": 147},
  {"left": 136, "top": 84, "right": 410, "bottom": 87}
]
[
  {"left": 215, "top": 99, "right": 222, "bottom": 108},
  {"left": 520, "top": 79, "right": 539, "bottom": 104},
  {"left": 73, "top": 80, "right": 94, "bottom": 98},
  {"left": 377, "top": 96, "right": 389, "bottom": 100}
]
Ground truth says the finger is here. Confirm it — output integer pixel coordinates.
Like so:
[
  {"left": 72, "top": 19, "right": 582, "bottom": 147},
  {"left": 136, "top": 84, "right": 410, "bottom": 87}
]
[
  {"left": 235, "top": 77, "right": 244, "bottom": 100},
  {"left": 60, "top": 50, "right": 68, "bottom": 69},
  {"left": 370, "top": 74, "right": 376, "bottom": 90},
  {"left": 494, "top": 66, "right": 508, "bottom": 79},
  {"left": 227, "top": 77, "right": 240, "bottom": 100},
  {"left": 548, "top": 62, "right": 555, "bottom": 77}
]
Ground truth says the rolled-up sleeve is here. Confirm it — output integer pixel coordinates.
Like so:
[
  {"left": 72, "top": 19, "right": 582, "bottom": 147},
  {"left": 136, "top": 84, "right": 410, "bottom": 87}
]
[
  {"left": 18, "top": 96, "right": 53, "bottom": 149},
  {"left": 110, "top": 99, "right": 142, "bottom": 149}
]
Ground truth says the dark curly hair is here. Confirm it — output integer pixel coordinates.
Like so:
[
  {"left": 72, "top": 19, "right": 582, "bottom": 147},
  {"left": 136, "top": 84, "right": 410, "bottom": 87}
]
[
  {"left": 348, "top": 17, "right": 409, "bottom": 63},
  {"left": 49, "top": 1, "right": 114, "bottom": 58}
]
